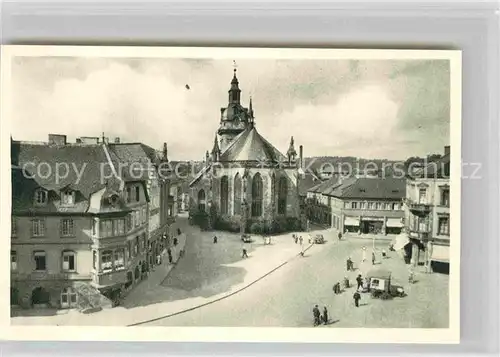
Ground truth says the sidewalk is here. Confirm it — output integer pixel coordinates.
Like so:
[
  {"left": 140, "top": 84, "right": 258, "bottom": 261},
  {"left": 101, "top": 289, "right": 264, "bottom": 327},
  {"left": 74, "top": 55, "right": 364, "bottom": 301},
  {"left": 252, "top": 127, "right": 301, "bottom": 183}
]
[{"left": 11, "top": 226, "right": 324, "bottom": 326}]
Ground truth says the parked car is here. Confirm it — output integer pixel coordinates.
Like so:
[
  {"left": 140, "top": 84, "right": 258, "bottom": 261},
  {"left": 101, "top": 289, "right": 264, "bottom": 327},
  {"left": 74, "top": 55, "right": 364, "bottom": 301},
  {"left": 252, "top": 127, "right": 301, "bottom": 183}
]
[
  {"left": 241, "top": 234, "right": 252, "bottom": 243},
  {"left": 313, "top": 234, "right": 325, "bottom": 244},
  {"left": 366, "top": 268, "right": 406, "bottom": 299}
]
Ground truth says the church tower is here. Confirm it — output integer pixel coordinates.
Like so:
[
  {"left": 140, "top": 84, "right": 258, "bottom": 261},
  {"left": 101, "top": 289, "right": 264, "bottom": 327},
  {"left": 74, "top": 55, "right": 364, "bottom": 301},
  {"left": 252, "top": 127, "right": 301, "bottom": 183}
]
[{"left": 217, "top": 65, "right": 253, "bottom": 152}]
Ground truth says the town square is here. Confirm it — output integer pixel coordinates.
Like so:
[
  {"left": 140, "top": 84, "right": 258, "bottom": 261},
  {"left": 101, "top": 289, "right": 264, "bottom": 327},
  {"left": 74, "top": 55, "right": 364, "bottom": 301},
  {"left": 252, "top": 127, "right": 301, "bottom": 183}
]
[{"left": 8, "top": 51, "right": 453, "bottom": 329}]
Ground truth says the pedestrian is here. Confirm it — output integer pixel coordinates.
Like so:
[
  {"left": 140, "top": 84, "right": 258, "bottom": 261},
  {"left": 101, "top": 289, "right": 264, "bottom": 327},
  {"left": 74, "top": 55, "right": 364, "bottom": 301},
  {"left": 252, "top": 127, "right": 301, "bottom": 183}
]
[
  {"left": 242, "top": 247, "right": 248, "bottom": 258},
  {"left": 372, "top": 251, "right": 376, "bottom": 265},
  {"left": 362, "top": 246, "right": 367, "bottom": 262},
  {"left": 353, "top": 291, "right": 361, "bottom": 307},
  {"left": 322, "top": 306, "right": 329, "bottom": 325},
  {"left": 382, "top": 249, "right": 387, "bottom": 259},
  {"left": 173, "top": 237, "right": 178, "bottom": 246},
  {"left": 213, "top": 235, "right": 218, "bottom": 244},
  {"left": 299, "top": 236, "right": 303, "bottom": 245},
  {"left": 343, "top": 276, "right": 350, "bottom": 289},
  {"left": 294, "top": 235, "right": 298, "bottom": 244},
  {"left": 312, "top": 305, "right": 321, "bottom": 326},
  {"left": 167, "top": 248, "right": 173, "bottom": 264},
  {"left": 347, "top": 257, "right": 354, "bottom": 271},
  {"left": 356, "top": 274, "right": 363, "bottom": 290},
  {"left": 177, "top": 228, "right": 182, "bottom": 236},
  {"left": 333, "top": 282, "right": 341, "bottom": 294},
  {"left": 338, "top": 232, "right": 342, "bottom": 241}
]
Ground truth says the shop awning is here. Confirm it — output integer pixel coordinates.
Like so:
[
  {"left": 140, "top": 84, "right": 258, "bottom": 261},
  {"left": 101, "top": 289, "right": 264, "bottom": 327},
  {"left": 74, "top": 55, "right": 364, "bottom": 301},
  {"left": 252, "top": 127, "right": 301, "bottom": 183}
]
[
  {"left": 393, "top": 233, "right": 411, "bottom": 251},
  {"left": 430, "top": 245, "right": 450, "bottom": 263},
  {"left": 344, "top": 217, "right": 359, "bottom": 226},
  {"left": 386, "top": 218, "right": 404, "bottom": 228}
]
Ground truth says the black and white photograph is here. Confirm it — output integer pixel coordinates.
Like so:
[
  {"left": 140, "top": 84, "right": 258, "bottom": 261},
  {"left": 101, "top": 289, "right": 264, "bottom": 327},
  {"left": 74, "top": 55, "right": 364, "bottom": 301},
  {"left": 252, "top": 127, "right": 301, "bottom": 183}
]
[{"left": 1, "top": 46, "right": 461, "bottom": 343}]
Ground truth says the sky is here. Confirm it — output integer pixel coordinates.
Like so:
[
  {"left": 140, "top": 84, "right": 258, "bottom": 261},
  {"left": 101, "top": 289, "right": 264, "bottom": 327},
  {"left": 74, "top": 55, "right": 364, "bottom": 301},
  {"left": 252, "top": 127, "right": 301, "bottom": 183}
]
[{"left": 10, "top": 56, "right": 450, "bottom": 161}]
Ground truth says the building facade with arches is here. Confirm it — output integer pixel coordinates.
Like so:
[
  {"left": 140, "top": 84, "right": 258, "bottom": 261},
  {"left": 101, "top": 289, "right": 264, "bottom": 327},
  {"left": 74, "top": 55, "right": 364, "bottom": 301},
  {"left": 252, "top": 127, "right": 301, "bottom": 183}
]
[{"left": 189, "top": 69, "right": 302, "bottom": 230}]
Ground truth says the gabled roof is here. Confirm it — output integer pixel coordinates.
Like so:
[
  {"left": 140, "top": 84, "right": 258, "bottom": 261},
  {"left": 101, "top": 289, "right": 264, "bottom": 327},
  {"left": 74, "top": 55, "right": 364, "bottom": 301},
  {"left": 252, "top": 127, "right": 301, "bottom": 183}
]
[
  {"left": 330, "top": 177, "right": 406, "bottom": 200},
  {"left": 219, "top": 126, "right": 287, "bottom": 163},
  {"left": 108, "top": 143, "right": 160, "bottom": 181}
]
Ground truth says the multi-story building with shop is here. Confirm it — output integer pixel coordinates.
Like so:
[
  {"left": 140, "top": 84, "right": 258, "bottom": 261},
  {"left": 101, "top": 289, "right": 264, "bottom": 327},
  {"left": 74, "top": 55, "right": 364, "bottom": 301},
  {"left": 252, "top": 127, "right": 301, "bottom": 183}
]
[
  {"left": 10, "top": 134, "right": 173, "bottom": 310},
  {"left": 404, "top": 146, "right": 450, "bottom": 273},
  {"left": 306, "top": 176, "right": 406, "bottom": 235}
]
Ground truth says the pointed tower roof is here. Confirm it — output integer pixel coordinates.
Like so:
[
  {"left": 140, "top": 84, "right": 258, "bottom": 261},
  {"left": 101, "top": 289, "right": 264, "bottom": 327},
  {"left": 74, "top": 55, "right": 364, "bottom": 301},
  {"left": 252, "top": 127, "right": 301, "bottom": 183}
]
[{"left": 211, "top": 133, "right": 220, "bottom": 155}]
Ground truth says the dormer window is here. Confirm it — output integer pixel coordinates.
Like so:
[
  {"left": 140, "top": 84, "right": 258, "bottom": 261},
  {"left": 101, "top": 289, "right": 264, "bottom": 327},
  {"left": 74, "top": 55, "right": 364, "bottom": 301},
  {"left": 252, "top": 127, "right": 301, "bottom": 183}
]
[
  {"left": 108, "top": 193, "right": 119, "bottom": 207},
  {"left": 61, "top": 190, "right": 75, "bottom": 206},
  {"left": 34, "top": 189, "right": 48, "bottom": 206}
]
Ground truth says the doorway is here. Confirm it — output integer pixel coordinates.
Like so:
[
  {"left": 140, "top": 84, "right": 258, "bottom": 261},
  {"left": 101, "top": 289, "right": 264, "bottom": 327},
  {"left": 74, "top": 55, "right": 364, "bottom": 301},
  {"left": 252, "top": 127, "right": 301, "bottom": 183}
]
[
  {"left": 31, "top": 287, "right": 50, "bottom": 306},
  {"left": 60, "top": 287, "right": 78, "bottom": 309}
]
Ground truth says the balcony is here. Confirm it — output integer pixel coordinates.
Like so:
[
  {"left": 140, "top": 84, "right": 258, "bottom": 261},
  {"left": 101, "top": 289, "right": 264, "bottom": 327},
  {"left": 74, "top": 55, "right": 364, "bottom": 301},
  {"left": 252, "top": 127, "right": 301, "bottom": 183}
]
[
  {"left": 91, "top": 269, "right": 127, "bottom": 288},
  {"left": 407, "top": 200, "right": 432, "bottom": 216}
]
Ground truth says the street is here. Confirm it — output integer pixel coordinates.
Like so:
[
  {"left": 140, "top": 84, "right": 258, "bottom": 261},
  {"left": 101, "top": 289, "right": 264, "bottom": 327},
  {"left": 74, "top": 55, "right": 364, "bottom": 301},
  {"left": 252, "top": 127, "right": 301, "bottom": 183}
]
[{"left": 142, "top": 228, "right": 449, "bottom": 328}]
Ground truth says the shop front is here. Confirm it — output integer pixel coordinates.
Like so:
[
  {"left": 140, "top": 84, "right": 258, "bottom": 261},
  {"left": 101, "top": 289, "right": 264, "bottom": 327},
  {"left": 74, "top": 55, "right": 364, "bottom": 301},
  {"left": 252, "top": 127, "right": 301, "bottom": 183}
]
[
  {"left": 360, "top": 217, "right": 384, "bottom": 234},
  {"left": 343, "top": 216, "right": 360, "bottom": 233},
  {"left": 429, "top": 243, "right": 450, "bottom": 274},
  {"left": 386, "top": 218, "right": 404, "bottom": 235}
]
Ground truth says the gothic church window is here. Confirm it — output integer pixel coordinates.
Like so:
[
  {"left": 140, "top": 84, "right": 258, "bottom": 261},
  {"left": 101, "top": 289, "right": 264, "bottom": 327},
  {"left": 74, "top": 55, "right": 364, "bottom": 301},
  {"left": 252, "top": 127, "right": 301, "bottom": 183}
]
[
  {"left": 198, "top": 189, "right": 206, "bottom": 212},
  {"left": 251, "top": 173, "right": 263, "bottom": 217},
  {"left": 234, "top": 173, "right": 242, "bottom": 215},
  {"left": 278, "top": 176, "right": 288, "bottom": 215},
  {"left": 220, "top": 176, "right": 229, "bottom": 215}
]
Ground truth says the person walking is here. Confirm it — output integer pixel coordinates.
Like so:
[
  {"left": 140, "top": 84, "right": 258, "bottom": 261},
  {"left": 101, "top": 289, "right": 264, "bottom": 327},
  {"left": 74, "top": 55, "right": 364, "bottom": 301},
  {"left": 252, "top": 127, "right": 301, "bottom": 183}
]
[
  {"left": 353, "top": 291, "right": 361, "bottom": 307},
  {"left": 322, "top": 306, "right": 329, "bottom": 325},
  {"left": 213, "top": 235, "right": 218, "bottom": 244},
  {"left": 177, "top": 228, "right": 182, "bottom": 236},
  {"left": 343, "top": 276, "right": 350, "bottom": 289},
  {"left": 242, "top": 247, "right": 249, "bottom": 258},
  {"left": 294, "top": 235, "right": 298, "bottom": 244},
  {"left": 338, "top": 232, "right": 342, "bottom": 241},
  {"left": 382, "top": 249, "right": 387, "bottom": 259},
  {"left": 167, "top": 248, "right": 173, "bottom": 264},
  {"left": 372, "top": 251, "right": 376, "bottom": 265},
  {"left": 173, "top": 237, "right": 178, "bottom": 247},
  {"left": 356, "top": 274, "right": 363, "bottom": 290},
  {"left": 312, "top": 305, "right": 321, "bottom": 326}
]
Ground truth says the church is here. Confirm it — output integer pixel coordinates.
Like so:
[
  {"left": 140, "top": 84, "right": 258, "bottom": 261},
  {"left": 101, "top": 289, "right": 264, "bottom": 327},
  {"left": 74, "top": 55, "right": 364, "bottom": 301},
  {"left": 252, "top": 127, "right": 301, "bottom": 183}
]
[{"left": 189, "top": 67, "right": 303, "bottom": 233}]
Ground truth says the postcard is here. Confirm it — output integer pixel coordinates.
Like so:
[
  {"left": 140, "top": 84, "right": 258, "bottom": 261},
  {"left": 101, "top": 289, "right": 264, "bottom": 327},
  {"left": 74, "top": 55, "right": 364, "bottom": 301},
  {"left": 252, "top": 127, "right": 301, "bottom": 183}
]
[{"left": 0, "top": 45, "right": 461, "bottom": 343}]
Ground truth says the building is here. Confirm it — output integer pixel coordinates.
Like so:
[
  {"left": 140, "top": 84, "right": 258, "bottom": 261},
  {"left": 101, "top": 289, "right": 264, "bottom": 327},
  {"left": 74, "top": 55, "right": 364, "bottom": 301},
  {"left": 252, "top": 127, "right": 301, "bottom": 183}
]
[
  {"left": 10, "top": 134, "right": 172, "bottom": 310},
  {"left": 404, "top": 146, "right": 450, "bottom": 273},
  {"left": 106, "top": 141, "right": 174, "bottom": 273},
  {"left": 189, "top": 68, "right": 302, "bottom": 232},
  {"left": 306, "top": 176, "right": 406, "bottom": 235}
]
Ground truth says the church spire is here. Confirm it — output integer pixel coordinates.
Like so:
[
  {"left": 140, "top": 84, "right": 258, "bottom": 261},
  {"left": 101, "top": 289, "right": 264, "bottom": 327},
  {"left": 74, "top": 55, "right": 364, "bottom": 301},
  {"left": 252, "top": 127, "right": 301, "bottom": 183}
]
[
  {"left": 287, "top": 136, "right": 297, "bottom": 164},
  {"left": 249, "top": 96, "right": 254, "bottom": 118},
  {"left": 162, "top": 142, "right": 169, "bottom": 162},
  {"left": 211, "top": 133, "right": 221, "bottom": 161},
  {"left": 228, "top": 61, "right": 241, "bottom": 104}
]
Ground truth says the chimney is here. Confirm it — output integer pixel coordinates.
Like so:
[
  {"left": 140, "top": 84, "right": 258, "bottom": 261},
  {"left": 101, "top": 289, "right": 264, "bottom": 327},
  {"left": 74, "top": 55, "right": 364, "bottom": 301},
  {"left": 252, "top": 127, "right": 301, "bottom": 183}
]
[
  {"left": 114, "top": 137, "right": 120, "bottom": 143},
  {"left": 444, "top": 145, "right": 450, "bottom": 156},
  {"left": 48, "top": 134, "right": 67, "bottom": 146},
  {"left": 299, "top": 145, "right": 303, "bottom": 168}
]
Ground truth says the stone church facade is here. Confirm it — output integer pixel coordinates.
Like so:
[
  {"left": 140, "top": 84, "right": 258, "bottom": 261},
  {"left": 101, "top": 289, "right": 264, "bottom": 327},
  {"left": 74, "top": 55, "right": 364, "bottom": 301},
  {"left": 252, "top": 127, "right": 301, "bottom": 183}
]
[{"left": 189, "top": 68, "right": 302, "bottom": 232}]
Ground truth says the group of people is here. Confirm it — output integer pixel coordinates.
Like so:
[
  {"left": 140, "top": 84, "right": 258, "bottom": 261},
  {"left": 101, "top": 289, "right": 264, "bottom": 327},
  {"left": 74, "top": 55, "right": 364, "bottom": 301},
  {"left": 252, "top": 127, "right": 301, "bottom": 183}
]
[{"left": 312, "top": 305, "right": 329, "bottom": 326}]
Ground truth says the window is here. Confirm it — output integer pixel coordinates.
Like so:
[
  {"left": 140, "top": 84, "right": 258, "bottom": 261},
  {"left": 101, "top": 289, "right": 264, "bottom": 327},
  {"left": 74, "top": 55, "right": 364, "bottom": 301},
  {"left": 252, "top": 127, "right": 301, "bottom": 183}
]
[
  {"left": 34, "top": 189, "right": 48, "bottom": 205},
  {"left": 198, "top": 189, "right": 206, "bottom": 212},
  {"left": 114, "top": 249, "right": 125, "bottom": 270},
  {"left": 135, "top": 211, "right": 140, "bottom": 227},
  {"left": 92, "top": 219, "right": 97, "bottom": 236},
  {"left": 62, "top": 251, "right": 76, "bottom": 272},
  {"left": 418, "top": 188, "right": 427, "bottom": 204},
  {"left": 34, "top": 251, "right": 46, "bottom": 271},
  {"left": 101, "top": 250, "right": 113, "bottom": 271},
  {"left": 61, "top": 190, "right": 75, "bottom": 205},
  {"left": 351, "top": 202, "right": 358, "bottom": 209},
  {"left": 142, "top": 207, "right": 147, "bottom": 224},
  {"left": 142, "top": 234, "right": 147, "bottom": 251},
  {"left": 11, "top": 251, "right": 17, "bottom": 271},
  {"left": 376, "top": 202, "right": 382, "bottom": 210},
  {"left": 441, "top": 189, "right": 450, "bottom": 207},
  {"left": 135, "top": 186, "right": 140, "bottom": 202},
  {"left": 11, "top": 217, "right": 17, "bottom": 237},
  {"left": 220, "top": 176, "right": 229, "bottom": 215},
  {"left": 360, "top": 202, "right": 366, "bottom": 210},
  {"left": 31, "top": 219, "right": 45, "bottom": 237},
  {"left": 60, "top": 219, "right": 74, "bottom": 237},
  {"left": 100, "top": 220, "right": 113, "bottom": 237},
  {"left": 115, "top": 219, "right": 125, "bottom": 236},
  {"left": 438, "top": 217, "right": 450, "bottom": 236},
  {"left": 128, "top": 241, "right": 133, "bottom": 259},
  {"left": 251, "top": 173, "right": 263, "bottom": 217},
  {"left": 233, "top": 174, "right": 242, "bottom": 215},
  {"left": 392, "top": 202, "right": 398, "bottom": 210},
  {"left": 92, "top": 250, "right": 97, "bottom": 270},
  {"left": 134, "top": 237, "right": 140, "bottom": 255},
  {"left": 385, "top": 203, "right": 391, "bottom": 210},
  {"left": 278, "top": 176, "right": 288, "bottom": 215},
  {"left": 127, "top": 214, "right": 132, "bottom": 231},
  {"left": 126, "top": 187, "right": 131, "bottom": 203},
  {"left": 368, "top": 202, "right": 374, "bottom": 210}
]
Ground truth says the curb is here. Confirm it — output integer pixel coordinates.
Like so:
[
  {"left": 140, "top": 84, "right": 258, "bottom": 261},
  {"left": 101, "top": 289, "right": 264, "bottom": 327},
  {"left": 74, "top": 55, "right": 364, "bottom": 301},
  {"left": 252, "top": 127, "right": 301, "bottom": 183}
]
[{"left": 127, "top": 243, "right": 315, "bottom": 326}]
